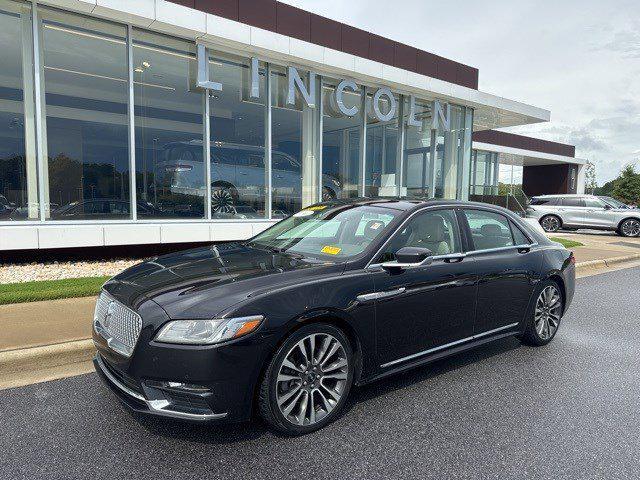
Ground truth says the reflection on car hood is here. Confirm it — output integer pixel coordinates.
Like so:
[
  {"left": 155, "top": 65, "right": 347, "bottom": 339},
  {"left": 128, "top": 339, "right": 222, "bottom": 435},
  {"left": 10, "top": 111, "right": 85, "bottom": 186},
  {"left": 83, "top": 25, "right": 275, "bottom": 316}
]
[{"left": 103, "top": 243, "right": 343, "bottom": 319}]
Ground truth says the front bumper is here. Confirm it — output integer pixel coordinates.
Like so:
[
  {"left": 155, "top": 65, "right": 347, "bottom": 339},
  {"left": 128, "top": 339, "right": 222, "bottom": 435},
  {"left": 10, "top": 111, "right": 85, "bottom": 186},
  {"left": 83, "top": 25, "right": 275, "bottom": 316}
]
[{"left": 93, "top": 354, "right": 229, "bottom": 422}]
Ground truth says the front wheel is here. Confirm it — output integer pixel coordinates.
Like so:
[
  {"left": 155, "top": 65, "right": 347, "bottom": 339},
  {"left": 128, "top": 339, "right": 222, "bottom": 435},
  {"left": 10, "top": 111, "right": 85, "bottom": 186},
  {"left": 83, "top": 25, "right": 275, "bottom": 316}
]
[
  {"left": 258, "top": 323, "right": 354, "bottom": 435},
  {"left": 619, "top": 218, "right": 640, "bottom": 237},
  {"left": 540, "top": 215, "right": 561, "bottom": 233},
  {"left": 521, "top": 280, "right": 564, "bottom": 346}
]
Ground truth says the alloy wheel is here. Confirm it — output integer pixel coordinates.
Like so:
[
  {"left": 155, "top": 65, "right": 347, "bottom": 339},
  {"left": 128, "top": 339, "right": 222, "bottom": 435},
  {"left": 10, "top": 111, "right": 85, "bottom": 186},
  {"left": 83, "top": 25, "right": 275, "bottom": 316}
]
[
  {"left": 275, "top": 333, "right": 349, "bottom": 427},
  {"left": 211, "top": 188, "right": 235, "bottom": 214},
  {"left": 541, "top": 216, "right": 560, "bottom": 232},
  {"left": 621, "top": 219, "right": 640, "bottom": 237},
  {"left": 534, "top": 285, "right": 562, "bottom": 340}
]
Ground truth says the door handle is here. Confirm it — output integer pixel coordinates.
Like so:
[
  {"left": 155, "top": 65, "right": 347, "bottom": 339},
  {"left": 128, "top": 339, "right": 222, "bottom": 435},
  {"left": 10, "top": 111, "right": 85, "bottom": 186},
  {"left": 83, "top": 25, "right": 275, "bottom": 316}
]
[
  {"left": 356, "top": 287, "right": 406, "bottom": 303},
  {"left": 440, "top": 253, "right": 466, "bottom": 263}
]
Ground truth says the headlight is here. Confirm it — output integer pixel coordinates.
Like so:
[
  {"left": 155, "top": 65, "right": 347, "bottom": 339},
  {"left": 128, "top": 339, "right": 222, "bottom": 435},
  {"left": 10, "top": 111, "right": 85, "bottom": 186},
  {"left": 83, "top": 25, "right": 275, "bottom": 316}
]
[{"left": 155, "top": 315, "right": 264, "bottom": 345}]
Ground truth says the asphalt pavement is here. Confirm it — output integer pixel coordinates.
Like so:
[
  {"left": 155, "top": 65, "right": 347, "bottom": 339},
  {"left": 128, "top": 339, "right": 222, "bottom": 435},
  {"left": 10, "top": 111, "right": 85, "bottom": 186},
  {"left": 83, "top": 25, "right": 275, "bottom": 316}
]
[{"left": 1, "top": 267, "right": 639, "bottom": 480}]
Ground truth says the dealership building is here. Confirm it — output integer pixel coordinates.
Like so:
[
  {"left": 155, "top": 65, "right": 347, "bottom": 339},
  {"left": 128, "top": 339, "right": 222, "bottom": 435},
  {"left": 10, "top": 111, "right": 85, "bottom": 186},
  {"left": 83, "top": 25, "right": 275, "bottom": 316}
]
[{"left": 0, "top": 0, "right": 586, "bottom": 251}]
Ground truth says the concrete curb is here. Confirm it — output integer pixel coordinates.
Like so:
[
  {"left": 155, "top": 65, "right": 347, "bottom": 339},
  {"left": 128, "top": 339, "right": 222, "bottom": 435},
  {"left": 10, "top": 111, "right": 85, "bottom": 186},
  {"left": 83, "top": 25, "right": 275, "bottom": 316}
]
[
  {"left": 0, "top": 339, "right": 94, "bottom": 378},
  {"left": 575, "top": 253, "right": 640, "bottom": 274}
]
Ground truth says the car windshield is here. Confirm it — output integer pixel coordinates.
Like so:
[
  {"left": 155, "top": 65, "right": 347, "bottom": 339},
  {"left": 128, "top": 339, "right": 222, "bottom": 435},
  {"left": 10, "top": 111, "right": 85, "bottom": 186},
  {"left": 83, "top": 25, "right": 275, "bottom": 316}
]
[
  {"left": 599, "top": 196, "right": 628, "bottom": 209},
  {"left": 249, "top": 204, "right": 400, "bottom": 260}
]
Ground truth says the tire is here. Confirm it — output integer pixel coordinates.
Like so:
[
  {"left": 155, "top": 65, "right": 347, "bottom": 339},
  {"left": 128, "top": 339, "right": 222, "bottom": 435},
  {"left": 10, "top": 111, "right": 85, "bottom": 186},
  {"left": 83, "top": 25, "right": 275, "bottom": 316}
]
[
  {"left": 540, "top": 215, "right": 561, "bottom": 233},
  {"left": 258, "top": 323, "right": 354, "bottom": 435},
  {"left": 322, "top": 186, "right": 337, "bottom": 202},
  {"left": 618, "top": 218, "right": 640, "bottom": 237},
  {"left": 521, "top": 280, "right": 564, "bottom": 346}
]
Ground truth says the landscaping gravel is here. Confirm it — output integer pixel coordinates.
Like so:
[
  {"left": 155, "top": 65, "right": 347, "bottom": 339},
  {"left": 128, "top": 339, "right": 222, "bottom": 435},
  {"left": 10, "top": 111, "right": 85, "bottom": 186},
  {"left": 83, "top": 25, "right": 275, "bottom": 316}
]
[{"left": 0, "top": 259, "right": 142, "bottom": 284}]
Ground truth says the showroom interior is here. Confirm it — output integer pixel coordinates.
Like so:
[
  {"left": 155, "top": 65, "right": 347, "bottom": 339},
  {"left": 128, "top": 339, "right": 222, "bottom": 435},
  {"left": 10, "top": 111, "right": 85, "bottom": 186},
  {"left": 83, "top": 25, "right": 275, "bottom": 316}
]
[{"left": 0, "top": 0, "right": 583, "bottom": 250}]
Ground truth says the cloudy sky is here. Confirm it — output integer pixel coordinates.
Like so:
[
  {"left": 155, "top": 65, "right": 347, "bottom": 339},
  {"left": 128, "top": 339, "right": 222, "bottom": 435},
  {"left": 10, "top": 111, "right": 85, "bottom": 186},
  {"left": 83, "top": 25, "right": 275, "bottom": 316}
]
[{"left": 282, "top": 0, "right": 640, "bottom": 184}]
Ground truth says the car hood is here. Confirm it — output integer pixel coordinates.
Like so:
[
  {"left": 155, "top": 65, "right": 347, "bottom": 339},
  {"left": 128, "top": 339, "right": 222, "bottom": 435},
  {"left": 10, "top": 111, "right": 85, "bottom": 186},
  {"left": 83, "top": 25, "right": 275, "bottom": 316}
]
[{"left": 103, "top": 243, "right": 344, "bottom": 319}]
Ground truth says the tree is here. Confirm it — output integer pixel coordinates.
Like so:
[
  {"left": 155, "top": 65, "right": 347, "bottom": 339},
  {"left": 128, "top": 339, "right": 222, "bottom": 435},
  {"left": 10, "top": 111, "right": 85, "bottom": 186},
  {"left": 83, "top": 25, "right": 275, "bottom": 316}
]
[
  {"left": 584, "top": 161, "right": 597, "bottom": 194},
  {"left": 612, "top": 164, "right": 640, "bottom": 206}
]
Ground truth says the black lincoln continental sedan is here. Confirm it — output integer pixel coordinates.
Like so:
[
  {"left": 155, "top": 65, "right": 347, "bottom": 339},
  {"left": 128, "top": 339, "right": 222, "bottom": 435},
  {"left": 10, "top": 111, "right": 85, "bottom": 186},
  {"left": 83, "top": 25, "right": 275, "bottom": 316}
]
[{"left": 93, "top": 199, "right": 575, "bottom": 435}]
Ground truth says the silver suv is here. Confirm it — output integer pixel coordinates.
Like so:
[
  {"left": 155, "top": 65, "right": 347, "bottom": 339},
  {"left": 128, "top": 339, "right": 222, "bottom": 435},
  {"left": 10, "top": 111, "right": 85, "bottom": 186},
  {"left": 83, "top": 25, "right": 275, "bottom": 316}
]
[{"left": 526, "top": 194, "right": 640, "bottom": 237}]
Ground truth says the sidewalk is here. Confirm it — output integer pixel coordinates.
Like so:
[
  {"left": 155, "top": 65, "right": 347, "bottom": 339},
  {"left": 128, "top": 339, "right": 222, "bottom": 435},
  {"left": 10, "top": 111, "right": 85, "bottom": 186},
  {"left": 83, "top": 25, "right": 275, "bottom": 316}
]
[{"left": 550, "top": 230, "right": 640, "bottom": 263}]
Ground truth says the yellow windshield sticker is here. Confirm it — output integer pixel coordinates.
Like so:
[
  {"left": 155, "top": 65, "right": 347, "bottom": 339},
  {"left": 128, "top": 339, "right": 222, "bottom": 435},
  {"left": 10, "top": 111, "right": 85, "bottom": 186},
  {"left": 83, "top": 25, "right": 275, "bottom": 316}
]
[
  {"left": 321, "top": 245, "right": 342, "bottom": 255},
  {"left": 307, "top": 205, "right": 327, "bottom": 211}
]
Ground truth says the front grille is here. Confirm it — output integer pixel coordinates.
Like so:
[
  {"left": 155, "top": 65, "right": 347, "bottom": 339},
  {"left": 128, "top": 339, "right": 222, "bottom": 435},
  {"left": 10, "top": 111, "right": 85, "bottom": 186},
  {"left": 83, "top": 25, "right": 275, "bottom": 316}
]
[{"left": 94, "top": 291, "right": 142, "bottom": 357}]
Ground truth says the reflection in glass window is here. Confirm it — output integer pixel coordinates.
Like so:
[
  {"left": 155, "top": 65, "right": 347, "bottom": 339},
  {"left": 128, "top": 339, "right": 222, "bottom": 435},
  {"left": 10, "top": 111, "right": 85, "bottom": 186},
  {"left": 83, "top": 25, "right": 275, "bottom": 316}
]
[
  {"left": 271, "top": 66, "right": 319, "bottom": 217},
  {"left": 403, "top": 98, "right": 432, "bottom": 199},
  {"left": 133, "top": 30, "right": 204, "bottom": 219},
  {"left": 322, "top": 80, "right": 362, "bottom": 200},
  {"left": 39, "top": 8, "right": 130, "bottom": 220},
  {"left": 210, "top": 53, "right": 266, "bottom": 219},
  {"left": 365, "top": 90, "right": 399, "bottom": 197},
  {"left": 0, "top": 0, "right": 38, "bottom": 221}
]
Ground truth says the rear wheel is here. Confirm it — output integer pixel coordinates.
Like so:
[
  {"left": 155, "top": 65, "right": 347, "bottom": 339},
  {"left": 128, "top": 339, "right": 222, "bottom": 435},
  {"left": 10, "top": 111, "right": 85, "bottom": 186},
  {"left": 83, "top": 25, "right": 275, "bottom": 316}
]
[
  {"left": 258, "top": 323, "right": 354, "bottom": 435},
  {"left": 521, "top": 280, "right": 563, "bottom": 346},
  {"left": 619, "top": 218, "right": 640, "bottom": 237},
  {"left": 540, "top": 215, "right": 561, "bottom": 233}
]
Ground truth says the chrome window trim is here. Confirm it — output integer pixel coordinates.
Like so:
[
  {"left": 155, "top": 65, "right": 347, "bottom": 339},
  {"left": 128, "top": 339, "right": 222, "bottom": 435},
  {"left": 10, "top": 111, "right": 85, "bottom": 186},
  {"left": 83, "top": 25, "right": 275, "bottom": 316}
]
[
  {"left": 380, "top": 322, "right": 519, "bottom": 368},
  {"left": 464, "top": 243, "right": 538, "bottom": 257}
]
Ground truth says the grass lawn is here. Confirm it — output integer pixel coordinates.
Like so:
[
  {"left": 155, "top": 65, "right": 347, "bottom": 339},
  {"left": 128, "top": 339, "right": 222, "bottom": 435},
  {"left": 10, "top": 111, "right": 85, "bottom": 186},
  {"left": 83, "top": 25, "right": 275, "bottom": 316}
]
[
  {"left": 549, "top": 237, "right": 584, "bottom": 249},
  {"left": 0, "top": 276, "right": 110, "bottom": 305}
]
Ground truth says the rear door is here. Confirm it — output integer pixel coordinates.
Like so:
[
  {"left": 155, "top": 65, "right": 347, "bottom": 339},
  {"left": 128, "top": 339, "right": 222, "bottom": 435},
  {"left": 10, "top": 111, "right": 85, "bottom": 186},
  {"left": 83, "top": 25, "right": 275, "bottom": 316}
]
[
  {"left": 460, "top": 208, "right": 540, "bottom": 334},
  {"left": 558, "top": 197, "right": 585, "bottom": 226}
]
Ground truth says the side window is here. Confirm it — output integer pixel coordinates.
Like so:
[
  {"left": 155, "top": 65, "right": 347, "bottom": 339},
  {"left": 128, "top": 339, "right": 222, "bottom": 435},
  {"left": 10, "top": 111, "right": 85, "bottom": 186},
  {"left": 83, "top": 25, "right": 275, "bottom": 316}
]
[
  {"left": 510, "top": 221, "right": 531, "bottom": 245},
  {"left": 560, "top": 197, "right": 584, "bottom": 207},
  {"left": 583, "top": 197, "right": 604, "bottom": 208},
  {"left": 375, "top": 209, "right": 461, "bottom": 263},
  {"left": 464, "top": 209, "right": 514, "bottom": 251}
]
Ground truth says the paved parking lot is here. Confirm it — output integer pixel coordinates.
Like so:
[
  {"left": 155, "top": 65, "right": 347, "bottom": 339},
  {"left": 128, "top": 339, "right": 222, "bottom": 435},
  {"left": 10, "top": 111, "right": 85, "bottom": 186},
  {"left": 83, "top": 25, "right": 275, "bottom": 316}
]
[{"left": 1, "top": 267, "right": 639, "bottom": 480}]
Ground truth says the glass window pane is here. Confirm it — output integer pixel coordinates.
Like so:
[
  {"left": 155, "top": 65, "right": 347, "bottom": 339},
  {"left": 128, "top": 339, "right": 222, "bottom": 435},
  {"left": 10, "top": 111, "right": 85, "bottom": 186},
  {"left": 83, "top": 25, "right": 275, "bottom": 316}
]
[
  {"left": 0, "top": 0, "right": 38, "bottom": 221},
  {"left": 510, "top": 221, "right": 530, "bottom": 245},
  {"left": 271, "top": 66, "right": 319, "bottom": 217},
  {"left": 375, "top": 209, "right": 461, "bottom": 263},
  {"left": 365, "top": 90, "right": 399, "bottom": 197},
  {"left": 464, "top": 209, "right": 515, "bottom": 250},
  {"left": 39, "top": 7, "right": 130, "bottom": 220},
  {"left": 403, "top": 98, "right": 432, "bottom": 198},
  {"left": 583, "top": 197, "right": 604, "bottom": 208},
  {"left": 133, "top": 30, "right": 204, "bottom": 219},
  {"left": 322, "top": 79, "right": 362, "bottom": 200},
  {"left": 210, "top": 53, "right": 266, "bottom": 219}
]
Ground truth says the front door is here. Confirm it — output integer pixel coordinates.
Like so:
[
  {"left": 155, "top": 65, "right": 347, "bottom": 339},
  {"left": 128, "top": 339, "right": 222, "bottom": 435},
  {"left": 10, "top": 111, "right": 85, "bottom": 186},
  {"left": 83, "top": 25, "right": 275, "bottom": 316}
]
[
  {"left": 582, "top": 197, "right": 613, "bottom": 228},
  {"left": 369, "top": 208, "right": 478, "bottom": 367}
]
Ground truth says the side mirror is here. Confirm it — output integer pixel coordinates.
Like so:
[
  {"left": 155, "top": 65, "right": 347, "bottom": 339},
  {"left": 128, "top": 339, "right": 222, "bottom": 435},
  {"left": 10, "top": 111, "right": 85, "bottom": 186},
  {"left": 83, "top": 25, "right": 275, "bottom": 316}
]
[
  {"left": 382, "top": 247, "right": 434, "bottom": 271},
  {"left": 603, "top": 204, "right": 612, "bottom": 210}
]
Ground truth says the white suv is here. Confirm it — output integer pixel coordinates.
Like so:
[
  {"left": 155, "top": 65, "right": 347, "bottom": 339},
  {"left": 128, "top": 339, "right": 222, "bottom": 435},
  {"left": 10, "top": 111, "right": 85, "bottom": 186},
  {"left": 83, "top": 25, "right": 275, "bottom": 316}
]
[{"left": 526, "top": 194, "right": 640, "bottom": 237}]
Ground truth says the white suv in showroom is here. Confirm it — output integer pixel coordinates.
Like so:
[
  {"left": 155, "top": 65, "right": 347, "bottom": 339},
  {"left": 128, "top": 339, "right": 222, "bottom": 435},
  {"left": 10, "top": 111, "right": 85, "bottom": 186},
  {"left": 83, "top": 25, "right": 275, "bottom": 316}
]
[{"left": 526, "top": 194, "right": 640, "bottom": 237}]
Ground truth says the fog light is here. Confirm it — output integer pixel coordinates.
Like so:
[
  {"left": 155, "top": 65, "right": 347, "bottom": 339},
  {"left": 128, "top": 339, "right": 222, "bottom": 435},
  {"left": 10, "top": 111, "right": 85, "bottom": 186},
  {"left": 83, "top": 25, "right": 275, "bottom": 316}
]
[{"left": 145, "top": 379, "right": 210, "bottom": 393}]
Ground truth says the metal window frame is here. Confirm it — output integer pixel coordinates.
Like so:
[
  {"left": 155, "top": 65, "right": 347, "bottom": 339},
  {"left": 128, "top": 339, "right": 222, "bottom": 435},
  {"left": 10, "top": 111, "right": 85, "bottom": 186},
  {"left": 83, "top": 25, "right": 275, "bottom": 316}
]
[
  {"left": 126, "top": 24, "right": 137, "bottom": 221},
  {"left": 31, "top": 1, "right": 46, "bottom": 222},
  {"left": 264, "top": 63, "right": 272, "bottom": 219}
]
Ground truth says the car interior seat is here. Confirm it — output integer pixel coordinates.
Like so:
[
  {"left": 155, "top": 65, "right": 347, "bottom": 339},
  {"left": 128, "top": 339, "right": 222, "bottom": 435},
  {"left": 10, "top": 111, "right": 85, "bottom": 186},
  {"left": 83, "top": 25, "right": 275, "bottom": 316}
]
[{"left": 407, "top": 214, "right": 451, "bottom": 255}]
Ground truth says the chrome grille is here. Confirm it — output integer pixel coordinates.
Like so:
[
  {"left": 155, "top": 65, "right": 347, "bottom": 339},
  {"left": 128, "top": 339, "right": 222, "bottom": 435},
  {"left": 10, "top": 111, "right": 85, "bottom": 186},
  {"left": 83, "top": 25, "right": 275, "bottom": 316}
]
[{"left": 94, "top": 291, "right": 142, "bottom": 357}]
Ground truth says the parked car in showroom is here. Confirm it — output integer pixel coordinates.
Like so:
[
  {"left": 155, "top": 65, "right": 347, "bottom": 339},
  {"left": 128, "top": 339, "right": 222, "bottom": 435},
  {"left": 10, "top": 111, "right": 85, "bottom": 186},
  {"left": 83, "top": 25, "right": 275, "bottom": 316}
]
[
  {"left": 157, "top": 141, "right": 342, "bottom": 215},
  {"left": 526, "top": 194, "right": 640, "bottom": 236},
  {"left": 93, "top": 199, "right": 575, "bottom": 435}
]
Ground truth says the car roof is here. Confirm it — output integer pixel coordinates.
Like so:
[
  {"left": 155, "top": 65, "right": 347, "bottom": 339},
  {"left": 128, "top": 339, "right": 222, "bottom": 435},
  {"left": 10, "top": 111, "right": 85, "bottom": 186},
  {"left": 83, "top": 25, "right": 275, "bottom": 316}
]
[
  {"left": 532, "top": 194, "right": 595, "bottom": 198},
  {"left": 314, "top": 197, "right": 507, "bottom": 213}
]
